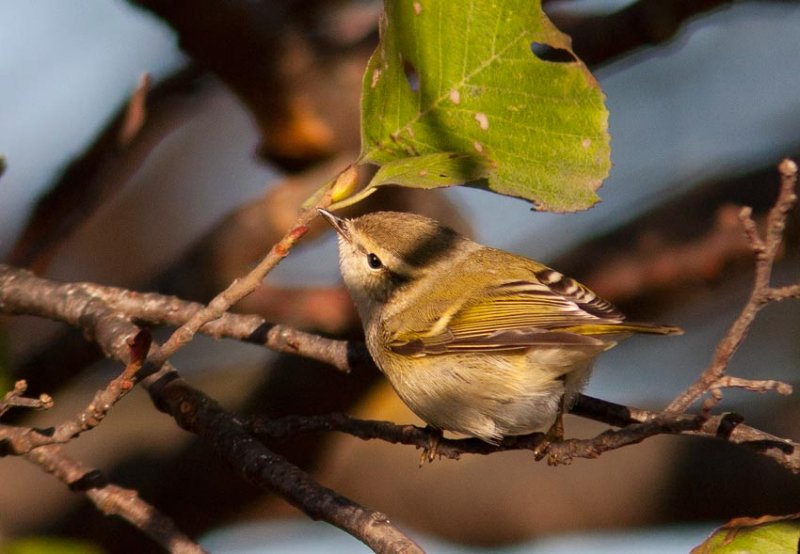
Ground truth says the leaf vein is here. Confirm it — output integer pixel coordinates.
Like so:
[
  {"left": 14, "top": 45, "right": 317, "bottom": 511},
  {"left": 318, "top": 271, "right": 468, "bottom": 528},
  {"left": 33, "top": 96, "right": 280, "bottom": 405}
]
[{"left": 367, "top": 25, "right": 530, "bottom": 158}]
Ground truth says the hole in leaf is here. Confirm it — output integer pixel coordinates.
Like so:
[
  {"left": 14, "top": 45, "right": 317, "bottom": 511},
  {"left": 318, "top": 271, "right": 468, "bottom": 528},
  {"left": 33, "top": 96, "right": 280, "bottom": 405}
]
[
  {"left": 530, "top": 42, "right": 577, "bottom": 63},
  {"left": 403, "top": 58, "right": 419, "bottom": 92}
]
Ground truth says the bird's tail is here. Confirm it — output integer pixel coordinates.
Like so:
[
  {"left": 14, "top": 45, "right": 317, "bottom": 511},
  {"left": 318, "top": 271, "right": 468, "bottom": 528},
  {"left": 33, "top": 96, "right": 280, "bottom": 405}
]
[{"left": 562, "top": 322, "right": 683, "bottom": 336}]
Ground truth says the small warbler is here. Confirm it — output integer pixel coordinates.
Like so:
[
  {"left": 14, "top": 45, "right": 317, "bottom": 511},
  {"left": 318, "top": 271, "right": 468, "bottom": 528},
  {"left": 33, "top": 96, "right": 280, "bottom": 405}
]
[{"left": 320, "top": 209, "right": 681, "bottom": 446}]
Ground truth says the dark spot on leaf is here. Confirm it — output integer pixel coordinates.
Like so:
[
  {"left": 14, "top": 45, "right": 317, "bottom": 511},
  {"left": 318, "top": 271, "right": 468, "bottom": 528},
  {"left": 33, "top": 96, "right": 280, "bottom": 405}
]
[
  {"left": 403, "top": 58, "right": 419, "bottom": 92},
  {"left": 530, "top": 42, "right": 577, "bottom": 63},
  {"left": 439, "top": 174, "right": 448, "bottom": 178}
]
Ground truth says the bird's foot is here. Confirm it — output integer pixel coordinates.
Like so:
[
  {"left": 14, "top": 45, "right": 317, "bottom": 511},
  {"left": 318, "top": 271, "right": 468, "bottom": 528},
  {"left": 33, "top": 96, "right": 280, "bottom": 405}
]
[
  {"left": 532, "top": 412, "right": 564, "bottom": 461},
  {"left": 419, "top": 426, "right": 443, "bottom": 466}
]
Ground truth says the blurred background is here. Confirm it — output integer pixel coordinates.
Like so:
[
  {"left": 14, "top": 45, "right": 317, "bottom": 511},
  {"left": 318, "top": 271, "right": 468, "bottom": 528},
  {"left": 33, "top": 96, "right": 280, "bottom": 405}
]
[{"left": 1, "top": 0, "right": 799, "bottom": 552}]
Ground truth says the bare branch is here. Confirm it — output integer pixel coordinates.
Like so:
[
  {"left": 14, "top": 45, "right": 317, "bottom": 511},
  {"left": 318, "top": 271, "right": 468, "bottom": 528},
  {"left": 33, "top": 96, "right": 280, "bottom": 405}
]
[
  {"left": 247, "top": 406, "right": 701, "bottom": 465},
  {"left": 0, "top": 264, "right": 363, "bottom": 374},
  {"left": 248, "top": 395, "right": 800, "bottom": 472},
  {"left": 763, "top": 283, "right": 800, "bottom": 302},
  {"left": 2, "top": 157, "right": 799, "bottom": 548},
  {"left": 146, "top": 369, "right": 423, "bottom": 553},
  {"left": 0, "top": 268, "right": 421, "bottom": 551},
  {"left": 738, "top": 206, "right": 765, "bottom": 255},
  {"left": 49, "top": 329, "right": 150, "bottom": 440},
  {"left": 24, "top": 444, "right": 206, "bottom": 553},
  {"left": 1, "top": 374, "right": 203, "bottom": 552},
  {"left": 666, "top": 159, "right": 799, "bottom": 413},
  {"left": 247, "top": 409, "right": 702, "bottom": 466},
  {"left": 574, "top": 396, "right": 800, "bottom": 472},
  {"left": 104, "top": 287, "right": 362, "bottom": 373},
  {"left": 0, "top": 268, "right": 421, "bottom": 552},
  {"left": 0, "top": 331, "right": 151, "bottom": 455},
  {"left": 543, "top": 416, "right": 702, "bottom": 466},
  {"left": 151, "top": 193, "right": 333, "bottom": 366},
  {"left": 3, "top": 257, "right": 800, "bottom": 475},
  {"left": 712, "top": 376, "right": 793, "bottom": 396},
  {"left": 0, "top": 380, "right": 53, "bottom": 417}
]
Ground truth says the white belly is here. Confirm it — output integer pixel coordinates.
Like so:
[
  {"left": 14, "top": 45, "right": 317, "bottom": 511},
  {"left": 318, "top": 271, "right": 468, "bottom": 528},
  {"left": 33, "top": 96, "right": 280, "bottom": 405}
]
[{"left": 381, "top": 348, "right": 597, "bottom": 444}]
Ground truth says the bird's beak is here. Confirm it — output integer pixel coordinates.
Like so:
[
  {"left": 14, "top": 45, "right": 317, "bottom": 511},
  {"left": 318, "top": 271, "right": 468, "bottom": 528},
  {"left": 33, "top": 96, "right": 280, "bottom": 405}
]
[{"left": 318, "top": 208, "right": 351, "bottom": 243}]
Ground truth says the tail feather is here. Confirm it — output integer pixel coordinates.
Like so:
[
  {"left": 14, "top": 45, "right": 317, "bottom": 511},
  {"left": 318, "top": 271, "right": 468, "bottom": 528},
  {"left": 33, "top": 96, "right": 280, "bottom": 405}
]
[{"left": 561, "top": 322, "right": 683, "bottom": 336}]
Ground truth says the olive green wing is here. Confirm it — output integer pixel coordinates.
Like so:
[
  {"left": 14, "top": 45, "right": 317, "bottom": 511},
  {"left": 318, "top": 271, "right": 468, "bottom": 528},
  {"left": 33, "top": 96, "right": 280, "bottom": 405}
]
[{"left": 388, "top": 269, "right": 624, "bottom": 356}]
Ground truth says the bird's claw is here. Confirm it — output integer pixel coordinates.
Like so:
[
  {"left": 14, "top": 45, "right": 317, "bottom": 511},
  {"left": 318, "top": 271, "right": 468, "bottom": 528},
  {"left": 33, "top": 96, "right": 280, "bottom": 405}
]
[
  {"left": 533, "top": 411, "right": 565, "bottom": 461},
  {"left": 419, "top": 426, "right": 443, "bottom": 466}
]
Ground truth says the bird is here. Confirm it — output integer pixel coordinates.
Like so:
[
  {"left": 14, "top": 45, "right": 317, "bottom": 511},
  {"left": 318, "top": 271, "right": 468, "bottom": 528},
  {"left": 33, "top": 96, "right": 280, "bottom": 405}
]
[{"left": 319, "top": 209, "right": 681, "bottom": 452}]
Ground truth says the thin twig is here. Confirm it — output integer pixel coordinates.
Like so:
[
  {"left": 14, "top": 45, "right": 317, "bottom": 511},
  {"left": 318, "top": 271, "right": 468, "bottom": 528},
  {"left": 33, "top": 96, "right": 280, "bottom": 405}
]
[
  {"left": 150, "top": 196, "right": 333, "bottom": 366},
  {"left": 0, "top": 268, "right": 422, "bottom": 552},
  {"left": 2, "top": 160, "right": 799, "bottom": 549},
  {"left": 246, "top": 407, "right": 702, "bottom": 465},
  {"left": 0, "top": 380, "right": 53, "bottom": 417},
  {"left": 762, "top": 283, "right": 800, "bottom": 302},
  {"left": 712, "top": 376, "right": 793, "bottom": 396},
  {"left": 100, "top": 285, "right": 363, "bottom": 373},
  {"left": 248, "top": 394, "right": 800, "bottom": 472},
  {"left": 147, "top": 369, "right": 423, "bottom": 553},
  {"left": 2, "top": 254, "right": 799, "bottom": 474},
  {"left": 666, "top": 159, "right": 798, "bottom": 414},
  {"left": 0, "top": 264, "right": 361, "bottom": 374},
  {"left": 0, "top": 332, "right": 151, "bottom": 455},
  {"left": 572, "top": 395, "right": 800, "bottom": 471},
  {"left": 51, "top": 329, "right": 150, "bottom": 440},
  {"left": 0, "top": 366, "right": 202, "bottom": 551},
  {"left": 25, "top": 444, "right": 206, "bottom": 553}
]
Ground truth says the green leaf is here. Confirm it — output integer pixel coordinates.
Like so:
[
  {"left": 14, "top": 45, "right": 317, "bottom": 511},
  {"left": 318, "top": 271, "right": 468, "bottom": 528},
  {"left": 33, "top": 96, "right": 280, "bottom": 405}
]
[
  {"left": 329, "top": 152, "right": 493, "bottom": 210},
  {"left": 692, "top": 514, "right": 800, "bottom": 554},
  {"left": 360, "top": 0, "right": 610, "bottom": 212}
]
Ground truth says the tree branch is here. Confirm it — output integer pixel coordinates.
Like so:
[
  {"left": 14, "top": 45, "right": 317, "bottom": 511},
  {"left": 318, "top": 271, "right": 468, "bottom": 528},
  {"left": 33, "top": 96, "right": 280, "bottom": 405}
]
[
  {"left": 1, "top": 366, "right": 204, "bottom": 552},
  {"left": 0, "top": 380, "right": 53, "bottom": 417},
  {"left": 2, "top": 182, "right": 798, "bottom": 472},
  {"left": 146, "top": 369, "right": 422, "bottom": 553},
  {"left": 24, "top": 444, "right": 206, "bottom": 553},
  {"left": 0, "top": 264, "right": 363, "bottom": 374},
  {"left": 1, "top": 159, "right": 798, "bottom": 549},
  {"left": 666, "top": 159, "right": 798, "bottom": 414},
  {"left": 246, "top": 407, "right": 703, "bottom": 464},
  {"left": 248, "top": 394, "right": 800, "bottom": 472},
  {"left": 148, "top": 173, "right": 344, "bottom": 368},
  {"left": 0, "top": 265, "right": 421, "bottom": 552},
  {"left": 572, "top": 396, "right": 800, "bottom": 471},
  {"left": 0, "top": 332, "right": 149, "bottom": 455}
]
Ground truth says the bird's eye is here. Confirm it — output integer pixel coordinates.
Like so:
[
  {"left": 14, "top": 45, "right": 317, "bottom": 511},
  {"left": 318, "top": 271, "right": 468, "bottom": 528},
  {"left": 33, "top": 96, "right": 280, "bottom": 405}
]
[{"left": 367, "top": 253, "right": 383, "bottom": 270}]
